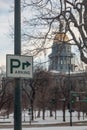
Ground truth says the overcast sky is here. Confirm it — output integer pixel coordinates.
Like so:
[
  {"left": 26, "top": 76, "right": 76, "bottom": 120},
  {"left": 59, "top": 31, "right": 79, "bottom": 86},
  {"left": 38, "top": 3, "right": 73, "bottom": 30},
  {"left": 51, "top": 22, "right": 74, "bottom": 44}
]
[
  {"left": 0, "top": 0, "right": 84, "bottom": 71},
  {"left": 0, "top": 0, "right": 14, "bottom": 67}
]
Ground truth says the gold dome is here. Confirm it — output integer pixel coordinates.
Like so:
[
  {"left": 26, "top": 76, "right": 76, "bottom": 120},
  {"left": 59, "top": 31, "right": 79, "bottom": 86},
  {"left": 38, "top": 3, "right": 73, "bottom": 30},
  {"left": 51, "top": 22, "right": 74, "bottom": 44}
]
[{"left": 54, "top": 33, "right": 69, "bottom": 43}]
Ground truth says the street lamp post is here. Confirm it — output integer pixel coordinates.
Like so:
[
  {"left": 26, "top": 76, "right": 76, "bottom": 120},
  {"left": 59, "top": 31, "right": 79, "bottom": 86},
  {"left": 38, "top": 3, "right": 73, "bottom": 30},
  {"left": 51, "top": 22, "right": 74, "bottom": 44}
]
[
  {"left": 69, "top": 91, "right": 72, "bottom": 126},
  {"left": 68, "top": 55, "right": 72, "bottom": 126}
]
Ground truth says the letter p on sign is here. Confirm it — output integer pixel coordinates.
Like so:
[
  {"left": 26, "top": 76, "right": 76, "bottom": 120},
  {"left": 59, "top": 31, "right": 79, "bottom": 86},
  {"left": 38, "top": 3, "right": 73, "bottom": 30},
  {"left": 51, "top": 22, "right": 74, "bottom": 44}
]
[{"left": 10, "top": 59, "right": 21, "bottom": 73}]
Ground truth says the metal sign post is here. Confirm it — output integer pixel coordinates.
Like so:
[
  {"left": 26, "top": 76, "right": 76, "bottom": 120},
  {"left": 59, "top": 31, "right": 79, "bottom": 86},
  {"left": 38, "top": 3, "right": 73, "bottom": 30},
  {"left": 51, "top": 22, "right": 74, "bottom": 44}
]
[{"left": 14, "top": 0, "right": 21, "bottom": 130}]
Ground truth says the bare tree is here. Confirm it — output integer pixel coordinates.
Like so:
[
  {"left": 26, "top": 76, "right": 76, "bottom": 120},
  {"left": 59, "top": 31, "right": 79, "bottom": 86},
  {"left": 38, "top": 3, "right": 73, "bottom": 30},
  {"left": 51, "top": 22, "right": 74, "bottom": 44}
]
[
  {"left": 34, "top": 69, "right": 54, "bottom": 120},
  {"left": 0, "top": 78, "right": 14, "bottom": 117},
  {"left": 22, "top": 0, "right": 87, "bottom": 65}
]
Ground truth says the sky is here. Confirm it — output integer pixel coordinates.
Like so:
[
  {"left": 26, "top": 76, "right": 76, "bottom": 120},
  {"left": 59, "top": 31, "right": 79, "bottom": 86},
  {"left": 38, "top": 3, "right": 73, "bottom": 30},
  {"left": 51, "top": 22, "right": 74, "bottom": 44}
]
[
  {"left": 0, "top": 0, "right": 85, "bottom": 72},
  {"left": 0, "top": 0, "right": 14, "bottom": 68},
  {"left": 0, "top": 0, "right": 50, "bottom": 71}
]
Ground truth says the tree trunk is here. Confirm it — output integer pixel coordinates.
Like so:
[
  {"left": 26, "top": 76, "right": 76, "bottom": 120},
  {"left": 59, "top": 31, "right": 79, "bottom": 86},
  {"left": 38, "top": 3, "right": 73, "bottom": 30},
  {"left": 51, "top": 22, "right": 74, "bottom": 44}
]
[
  {"left": 49, "top": 109, "right": 53, "bottom": 117},
  {"left": 83, "top": 112, "right": 84, "bottom": 120},
  {"left": 31, "top": 104, "right": 34, "bottom": 121},
  {"left": 63, "top": 101, "right": 66, "bottom": 122},
  {"left": 55, "top": 109, "right": 57, "bottom": 120},
  {"left": 37, "top": 109, "right": 40, "bottom": 117},
  {"left": 42, "top": 108, "right": 45, "bottom": 120},
  {"left": 78, "top": 111, "right": 80, "bottom": 120}
]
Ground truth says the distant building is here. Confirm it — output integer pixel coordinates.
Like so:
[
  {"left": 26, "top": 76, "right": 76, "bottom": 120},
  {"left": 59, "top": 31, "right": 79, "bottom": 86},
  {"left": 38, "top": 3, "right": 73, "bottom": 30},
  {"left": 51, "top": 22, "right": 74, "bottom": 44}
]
[{"left": 49, "top": 33, "right": 76, "bottom": 73}]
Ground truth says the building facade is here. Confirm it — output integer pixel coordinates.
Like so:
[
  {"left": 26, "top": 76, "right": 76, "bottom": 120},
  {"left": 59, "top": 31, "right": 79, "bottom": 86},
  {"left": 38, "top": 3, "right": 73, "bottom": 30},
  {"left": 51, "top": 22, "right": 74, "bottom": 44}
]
[{"left": 49, "top": 33, "right": 75, "bottom": 73}]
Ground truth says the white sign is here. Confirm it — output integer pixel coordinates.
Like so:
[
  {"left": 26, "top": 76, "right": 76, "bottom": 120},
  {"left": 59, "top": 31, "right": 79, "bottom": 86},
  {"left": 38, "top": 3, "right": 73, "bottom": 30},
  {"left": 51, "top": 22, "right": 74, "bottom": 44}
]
[{"left": 6, "top": 55, "right": 33, "bottom": 78}]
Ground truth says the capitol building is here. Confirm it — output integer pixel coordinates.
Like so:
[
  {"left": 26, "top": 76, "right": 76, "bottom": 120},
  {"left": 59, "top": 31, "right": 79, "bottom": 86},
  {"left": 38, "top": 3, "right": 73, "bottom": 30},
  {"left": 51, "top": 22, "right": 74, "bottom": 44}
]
[{"left": 48, "top": 32, "right": 76, "bottom": 73}]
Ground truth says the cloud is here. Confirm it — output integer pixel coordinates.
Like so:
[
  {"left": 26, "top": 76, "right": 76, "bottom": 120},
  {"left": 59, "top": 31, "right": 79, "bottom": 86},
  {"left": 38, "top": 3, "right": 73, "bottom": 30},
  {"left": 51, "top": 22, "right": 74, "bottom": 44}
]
[
  {"left": 0, "top": 0, "right": 14, "bottom": 66},
  {"left": 0, "top": 49, "right": 14, "bottom": 67},
  {"left": 0, "top": 1, "right": 12, "bottom": 15}
]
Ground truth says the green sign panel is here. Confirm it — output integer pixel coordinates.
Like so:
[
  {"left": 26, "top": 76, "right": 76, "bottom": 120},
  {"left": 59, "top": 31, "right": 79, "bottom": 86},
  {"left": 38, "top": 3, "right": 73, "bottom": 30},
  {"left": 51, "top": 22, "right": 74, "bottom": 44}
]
[
  {"left": 6, "top": 55, "right": 33, "bottom": 78},
  {"left": 80, "top": 100, "right": 87, "bottom": 102}
]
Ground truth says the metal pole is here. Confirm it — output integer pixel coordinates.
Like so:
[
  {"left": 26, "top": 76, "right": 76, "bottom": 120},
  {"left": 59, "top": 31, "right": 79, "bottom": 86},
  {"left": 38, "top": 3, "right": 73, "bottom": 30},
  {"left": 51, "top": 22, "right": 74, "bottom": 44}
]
[
  {"left": 14, "top": 0, "right": 22, "bottom": 130},
  {"left": 68, "top": 56, "right": 72, "bottom": 126},
  {"left": 70, "top": 91, "right": 72, "bottom": 126}
]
